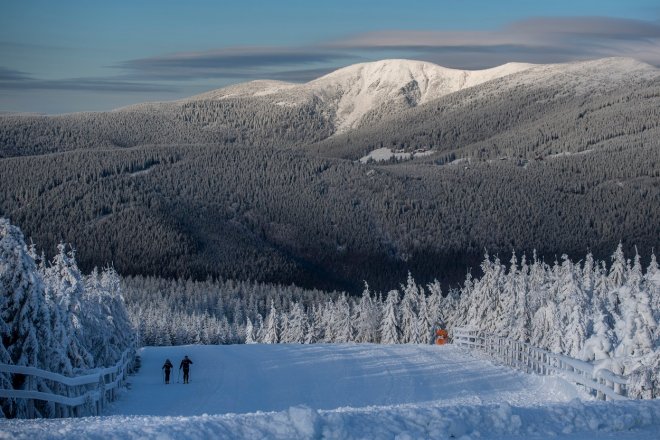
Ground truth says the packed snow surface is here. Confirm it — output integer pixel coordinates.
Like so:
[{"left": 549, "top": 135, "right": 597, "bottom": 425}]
[{"left": 2, "top": 344, "right": 660, "bottom": 439}]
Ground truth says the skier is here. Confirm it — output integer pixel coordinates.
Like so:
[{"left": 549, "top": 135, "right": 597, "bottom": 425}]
[
  {"left": 179, "top": 355, "right": 193, "bottom": 384},
  {"left": 162, "top": 359, "right": 173, "bottom": 384}
]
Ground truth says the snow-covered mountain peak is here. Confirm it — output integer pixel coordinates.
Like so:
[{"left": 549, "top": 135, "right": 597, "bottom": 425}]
[
  {"left": 306, "top": 59, "right": 535, "bottom": 132},
  {"left": 179, "top": 57, "right": 656, "bottom": 134}
]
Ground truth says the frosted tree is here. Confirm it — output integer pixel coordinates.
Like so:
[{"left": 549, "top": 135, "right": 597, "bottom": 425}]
[
  {"left": 426, "top": 280, "right": 443, "bottom": 328},
  {"left": 254, "top": 313, "right": 265, "bottom": 343},
  {"left": 464, "top": 254, "right": 504, "bottom": 333},
  {"left": 333, "top": 294, "right": 353, "bottom": 343},
  {"left": 0, "top": 219, "right": 66, "bottom": 417},
  {"left": 81, "top": 266, "right": 134, "bottom": 366},
  {"left": 400, "top": 275, "right": 420, "bottom": 343},
  {"left": 285, "top": 302, "right": 306, "bottom": 344},
  {"left": 304, "top": 306, "right": 320, "bottom": 344},
  {"left": 417, "top": 292, "right": 433, "bottom": 344},
  {"left": 43, "top": 244, "right": 94, "bottom": 370},
  {"left": 556, "top": 255, "right": 589, "bottom": 358},
  {"left": 279, "top": 310, "right": 291, "bottom": 343},
  {"left": 245, "top": 318, "right": 256, "bottom": 343},
  {"left": 354, "top": 284, "right": 380, "bottom": 343},
  {"left": 509, "top": 254, "right": 530, "bottom": 342},
  {"left": 380, "top": 290, "right": 400, "bottom": 344},
  {"left": 531, "top": 299, "right": 560, "bottom": 352},
  {"left": 645, "top": 253, "right": 660, "bottom": 337},
  {"left": 321, "top": 299, "right": 336, "bottom": 343},
  {"left": 495, "top": 253, "right": 519, "bottom": 336},
  {"left": 262, "top": 301, "right": 279, "bottom": 344},
  {"left": 609, "top": 242, "right": 627, "bottom": 289},
  {"left": 615, "top": 251, "right": 657, "bottom": 357},
  {"left": 581, "top": 291, "right": 616, "bottom": 362}
]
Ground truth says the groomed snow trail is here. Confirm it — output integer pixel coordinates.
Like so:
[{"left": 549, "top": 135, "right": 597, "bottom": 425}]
[
  {"left": 3, "top": 344, "right": 660, "bottom": 439},
  {"left": 108, "top": 344, "right": 580, "bottom": 416}
]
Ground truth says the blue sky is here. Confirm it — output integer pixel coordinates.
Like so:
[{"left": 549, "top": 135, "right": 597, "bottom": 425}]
[{"left": 1, "top": 0, "right": 659, "bottom": 113}]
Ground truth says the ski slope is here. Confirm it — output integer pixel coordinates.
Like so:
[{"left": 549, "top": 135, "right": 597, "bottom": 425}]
[
  {"left": 108, "top": 344, "right": 580, "bottom": 415},
  {"left": 2, "top": 344, "right": 660, "bottom": 439}
]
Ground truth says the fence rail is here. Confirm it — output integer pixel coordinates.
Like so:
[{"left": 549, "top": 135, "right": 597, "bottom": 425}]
[
  {"left": 0, "top": 348, "right": 135, "bottom": 418},
  {"left": 452, "top": 327, "right": 628, "bottom": 401}
]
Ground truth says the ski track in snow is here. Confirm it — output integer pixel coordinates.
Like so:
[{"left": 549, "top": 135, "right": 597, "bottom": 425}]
[
  {"left": 106, "top": 344, "right": 580, "bottom": 416},
  {"left": 2, "top": 344, "right": 660, "bottom": 439}
]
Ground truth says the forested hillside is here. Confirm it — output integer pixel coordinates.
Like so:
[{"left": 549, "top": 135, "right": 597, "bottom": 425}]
[{"left": 0, "top": 58, "right": 658, "bottom": 291}]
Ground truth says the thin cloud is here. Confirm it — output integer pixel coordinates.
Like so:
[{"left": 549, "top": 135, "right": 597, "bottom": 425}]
[
  {"left": 117, "top": 47, "right": 358, "bottom": 80},
  {"left": 0, "top": 67, "right": 33, "bottom": 81},
  {"left": 0, "top": 67, "right": 176, "bottom": 93},
  {"left": 327, "top": 17, "right": 660, "bottom": 67}
]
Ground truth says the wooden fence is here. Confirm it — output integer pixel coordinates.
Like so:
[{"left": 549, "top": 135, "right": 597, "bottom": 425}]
[
  {"left": 0, "top": 348, "right": 135, "bottom": 418},
  {"left": 452, "top": 327, "right": 628, "bottom": 401}
]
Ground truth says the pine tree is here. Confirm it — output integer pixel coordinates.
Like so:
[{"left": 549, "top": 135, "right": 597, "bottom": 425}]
[
  {"left": 286, "top": 302, "right": 306, "bottom": 344},
  {"left": 380, "top": 290, "right": 400, "bottom": 344},
  {"left": 417, "top": 293, "right": 432, "bottom": 344},
  {"left": 304, "top": 306, "right": 320, "bottom": 344},
  {"left": 354, "top": 284, "right": 376, "bottom": 343},
  {"left": 609, "top": 242, "right": 627, "bottom": 289},
  {"left": 511, "top": 255, "right": 530, "bottom": 342},
  {"left": 43, "top": 244, "right": 94, "bottom": 370},
  {"left": 245, "top": 318, "right": 256, "bottom": 344},
  {"left": 0, "top": 219, "right": 64, "bottom": 417},
  {"left": 263, "top": 301, "right": 279, "bottom": 344},
  {"left": 333, "top": 294, "right": 353, "bottom": 343},
  {"left": 557, "top": 255, "right": 588, "bottom": 358}
]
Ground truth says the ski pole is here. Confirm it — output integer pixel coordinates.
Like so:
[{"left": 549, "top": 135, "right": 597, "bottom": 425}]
[{"left": 177, "top": 368, "right": 180, "bottom": 383}]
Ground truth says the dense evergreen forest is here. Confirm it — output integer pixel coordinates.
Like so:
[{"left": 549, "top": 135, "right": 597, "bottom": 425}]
[
  {"left": 0, "top": 58, "right": 658, "bottom": 291},
  {"left": 0, "top": 140, "right": 656, "bottom": 291}
]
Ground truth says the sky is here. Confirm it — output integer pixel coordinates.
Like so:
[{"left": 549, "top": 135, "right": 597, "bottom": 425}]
[{"left": 1, "top": 0, "right": 659, "bottom": 114}]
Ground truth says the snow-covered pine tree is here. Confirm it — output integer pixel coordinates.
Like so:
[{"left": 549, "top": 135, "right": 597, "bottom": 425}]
[
  {"left": 354, "top": 284, "right": 374, "bottom": 343},
  {"left": 81, "top": 267, "right": 134, "bottom": 366},
  {"left": 304, "top": 305, "right": 320, "bottom": 344},
  {"left": 1, "top": 219, "right": 54, "bottom": 417},
  {"left": 245, "top": 318, "right": 256, "bottom": 344},
  {"left": 380, "top": 290, "right": 400, "bottom": 344},
  {"left": 279, "top": 309, "right": 291, "bottom": 343},
  {"left": 495, "top": 252, "right": 519, "bottom": 337},
  {"left": 644, "top": 253, "right": 660, "bottom": 341},
  {"left": 426, "top": 280, "right": 444, "bottom": 329},
  {"left": 263, "top": 301, "right": 279, "bottom": 344},
  {"left": 510, "top": 254, "right": 530, "bottom": 342},
  {"left": 333, "top": 294, "right": 353, "bottom": 343},
  {"left": 526, "top": 250, "right": 547, "bottom": 313},
  {"left": 417, "top": 292, "right": 432, "bottom": 344},
  {"left": 321, "top": 299, "right": 335, "bottom": 343},
  {"left": 285, "top": 302, "right": 307, "bottom": 344},
  {"left": 557, "top": 255, "right": 589, "bottom": 358},
  {"left": 254, "top": 313, "right": 265, "bottom": 343},
  {"left": 609, "top": 242, "right": 627, "bottom": 290},
  {"left": 400, "top": 274, "right": 420, "bottom": 343},
  {"left": 43, "top": 244, "right": 94, "bottom": 371},
  {"left": 614, "top": 250, "right": 657, "bottom": 357},
  {"left": 581, "top": 291, "right": 616, "bottom": 362}
]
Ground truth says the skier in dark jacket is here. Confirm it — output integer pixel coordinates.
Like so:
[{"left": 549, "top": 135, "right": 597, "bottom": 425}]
[
  {"left": 179, "top": 355, "right": 193, "bottom": 384},
  {"left": 162, "top": 359, "right": 173, "bottom": 384}
]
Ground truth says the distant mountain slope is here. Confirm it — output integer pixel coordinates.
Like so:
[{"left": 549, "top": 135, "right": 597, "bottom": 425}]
[
  {"left": 313, "top": 58, "right": 660, "bottom": 160},
  {"left": 191, "top": 59, "right": 535, "bottom": 133},
  {"left": 0, "top": 58, "right": 658, "bottom": 291}
]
